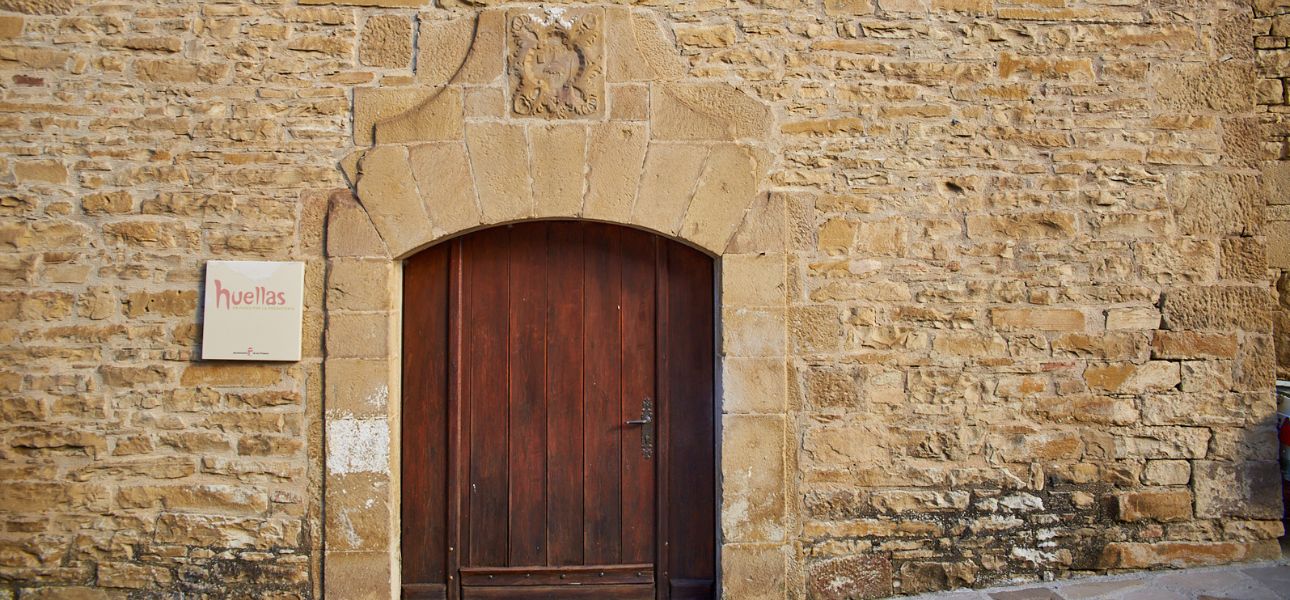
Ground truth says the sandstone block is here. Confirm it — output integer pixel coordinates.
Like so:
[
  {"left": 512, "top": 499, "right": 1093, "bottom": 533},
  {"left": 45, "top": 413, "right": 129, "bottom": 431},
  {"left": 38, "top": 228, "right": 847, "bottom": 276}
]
[
  {"left": 180, "top": 364, "right": 281, "bottom": 387},
  {"left": 652, "top": 83, "right": 771, "bottom": 141},
  {"left": 155, "top": 514, "right": 300, "bottom": 550},
  {"left": 327, "top": 259, "right": 391, "bottom": 312},
  {"left": 1151, "top": 331, "right": 1238, "bottom": 359},
  {"left": 584, "top": 122, "right": 647, "bottom": 222},
  {"left": 1116, "top": 490, "right": 1192, "bottom": 522},
  {"left": 415, "top": 16, "right": 475, "bottom": 87},
  {"left": 1152, "top": 61, "right": 1256, "bottom": 112},
  {"left": 1173, "top": 173, "right": 1261, "bottom": 237},
  {"left": 374, "top": 87, "right": 462, "bottom": 145},
  {"left": 0, "top": 1, "right": 66, "bottom": 14},
  {"left": 324, "top": 551, "right": 392, "bottom": 600},
  {"left": 327, "top": 191, "right": 388, "bottom": 258},
  {"left": 352, "top": 87, "right": 437, "bottom": 146},
  {"left": 360, "top": 15, "right": 412, "bottom": 68},
  {"left": 465, "top": 122, "right": 532, "bottom": 224},
  {"left": 899, "top": 561, "right": 977, "bottom": 594},
  {"left": 674, "top": 23, "right": 736, "bottom": 48},
  {"left": 326, "top": 472, "right": 390, "bottom": 552},
  {"left": 724, "top": 308, "right": 787, "bottom": 357},
  {"left": 722, "top": 415, "right": 786, "bottom": 542},
  {"left": 722, "top": 254, "right": 785, "bottom": 308},
  {"left": 789, "top": 305, "right": 842, "bottom": 354},
  {"left": 125, "top": 290, "right": 196, "bottom": 318},
  {"left": 722, "top": 544, "right": 786, "bottom": 600},
  {"left": 326, "top": 313, "right": 389, "bottom": 359},
  {"left": 723, "top": 357, "right": 786, "bottom": 414},
  {"left": 1106, "top": 307, "right": 1160, "bottom": 330},
  {"left": 609, "top": 84, "right": 648, "bottom": 121},
  {"left": 824, "top": 0, "right": 874, "bottom": 15},
  {"left": 464, "top": 86, "right": 504, "bottom": 118},
  {"left": 1162, "top": 286, "right": 1271, "bottom": 332},
  {"left": 408, "top": 142, "right": 480, "bottom": 235},
  {"left": 81, "top": 191, "right": 132, "bottom": 215},
  {"left": 992, "top": 307, "right": 1085, "bottom": 332},
  {"left": 728, "top": 192, "right": 787, "bottom": 254},
  {"left": 0, "top": 16, "right": 21, "bottom": 38},
  {"left": 357, "top": 145, "right": 433, "bottom": 257},
  {"left": 1267, "top": 221, "right": 1290, "bottom": 269},
  {"left": 1194, "top": 460, "right": 1283, "bottom": 519},
  {"left": 14, "top": 160, "right": 67, "bottom": 184},
  {"left": 623, "top": 10, "right": 687, "bottom": 82},
  {"left": 680, "top": 144, "right": 760, "bottom": 252},
  {"left": 966, "top": 212, "right": 1077, "bottom": 240},
  {"left": 300, "top": 0, "right": 426, "bottom": 6},
  {"left": 632, "top": 142, "right": 708, "bottom": 235},
  {"left": 326, "top": 360, "right": 390, "bottom": 419},
  {"left": 1235, "top": 334, "right": 1275, "bottom": 390},
  {"left": 529, "top": 124, "right": 587, "bottom": 218},
  {"left": 808, "top": 554, "right": 891, "bottom": 600},
  {"left": 1143, "top": 460, "right": 1191, "bottom": 486},
  {"left": 1098, "top": 540, "right": 1280, "bottom": 569}
]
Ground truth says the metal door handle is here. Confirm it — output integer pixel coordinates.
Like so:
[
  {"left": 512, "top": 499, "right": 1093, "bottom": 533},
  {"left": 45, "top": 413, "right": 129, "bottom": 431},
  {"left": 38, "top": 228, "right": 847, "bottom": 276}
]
[{"left": 625, "top": 397, "right": 654, "bottom": 459}]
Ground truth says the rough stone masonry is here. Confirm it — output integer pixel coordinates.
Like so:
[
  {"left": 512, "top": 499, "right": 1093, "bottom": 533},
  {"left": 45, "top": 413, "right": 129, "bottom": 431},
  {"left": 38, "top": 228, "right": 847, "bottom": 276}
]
[{"left": 0, "top": 0, "right": 1286, "bottom": 598}]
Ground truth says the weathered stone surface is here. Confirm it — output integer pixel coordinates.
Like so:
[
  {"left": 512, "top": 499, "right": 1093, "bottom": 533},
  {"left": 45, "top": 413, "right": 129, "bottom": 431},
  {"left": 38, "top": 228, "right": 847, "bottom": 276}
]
[
  {"left": 374, "top": 87, "right": 462, "bottom": 144},
  {"left": 529, "top": 124, "right": 586, "bottom": 218},
  {"left": 680, "top": 144, "right": 760, "bottom": 252},
  {"left": 1117, "top": 490, "right": 1192, "bottom": 522},
  {"left": 465, "top": 122, "right": 532, "bottom": 223},
  {"left": 1098, "top": 540, "right": 1280, "bottom": 569},
  {"left": 0, "top": 0, "right": 74, "bottom": 15},
  {"left": 632, "top": 142, "right": 708, "bottom": 234},
  {"left": 652, "top": 83, "right": 771, "bottom": 141},
  {"left": 1162, "top": 286, "right": 1271, "bottom": 332},
  {"left": 1173, "top": 173, "right": 1261, "bottom": 237},
  {"left": 583, "top": 122, "right": 647, "bottom": 222},
  {"left": 808, "top": 554, "right": 892, "bottom": 600},
  {"left": 415, "top": 16, "right": 474, "bottom": 86},
  {"left": 723, "top": 415, "right": 786, "bottom": 542},
  {"left": 357, "top": 145, "right": 433, "bottom": 256},
  {"left": 360, "top": 14, "right": 412, "bottom": 68},
  {"left": 407, "top": 141, "right": 480, "bottom": 236}
]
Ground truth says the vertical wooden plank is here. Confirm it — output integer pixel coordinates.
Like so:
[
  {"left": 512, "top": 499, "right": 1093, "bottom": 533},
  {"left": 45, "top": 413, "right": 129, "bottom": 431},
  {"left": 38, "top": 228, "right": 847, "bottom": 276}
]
[
  {"left": 508, "top": 223, "right": 549, "bottom": 566},
  {"left": 546, "top": 222, "right": 586, "bottom": 566},
  {"left": 619, "top": 229, "right": 656, "bottom": 565},
  {"left": 402, "top": 243, "right": 451, "bottom": 587},
  {"left": 653, "top": 240, "right": 672, "bottom": 599},
  {"left": 467, "top": 227, "right": 511, "bottom": 567},
  {"left": 583, "top": 223, "right": 623, "bottom": 565},
  {"left": 665, "top": 243, "right": 716, "bottom": 585},
  {"left": 448, "top": 239, "right": 467, "bottom": 600}
]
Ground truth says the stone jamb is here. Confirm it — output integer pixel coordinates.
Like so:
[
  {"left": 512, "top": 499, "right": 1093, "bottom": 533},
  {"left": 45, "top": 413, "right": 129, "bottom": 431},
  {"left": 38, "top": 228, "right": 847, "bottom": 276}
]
[{"left": 321, "top": 5, "right": 792, "bottom": 599}]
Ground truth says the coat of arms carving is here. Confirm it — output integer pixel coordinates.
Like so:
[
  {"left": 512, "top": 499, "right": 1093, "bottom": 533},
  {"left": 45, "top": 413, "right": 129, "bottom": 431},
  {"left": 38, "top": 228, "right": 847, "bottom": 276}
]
[{"left": 508, "top": 8, "right": 604, "bottom": 119}]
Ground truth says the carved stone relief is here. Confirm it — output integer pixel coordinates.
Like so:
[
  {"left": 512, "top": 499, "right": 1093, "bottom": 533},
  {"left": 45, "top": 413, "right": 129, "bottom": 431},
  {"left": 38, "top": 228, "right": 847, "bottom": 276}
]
[{"left": 507, "top": 7, "right": 605, "bottom": 119}]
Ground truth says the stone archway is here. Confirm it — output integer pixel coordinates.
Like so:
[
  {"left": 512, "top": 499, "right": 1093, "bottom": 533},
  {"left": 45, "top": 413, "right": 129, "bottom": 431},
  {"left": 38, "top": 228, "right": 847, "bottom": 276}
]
[{"left": 320, "top": 6, "right": 792, "bottom": 598}]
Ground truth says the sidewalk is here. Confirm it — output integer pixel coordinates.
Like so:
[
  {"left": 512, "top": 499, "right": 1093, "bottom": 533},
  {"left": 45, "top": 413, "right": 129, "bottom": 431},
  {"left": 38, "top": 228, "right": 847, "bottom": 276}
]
[{"left": 905, "top": 560, "right": 1290, "bottom": 600}]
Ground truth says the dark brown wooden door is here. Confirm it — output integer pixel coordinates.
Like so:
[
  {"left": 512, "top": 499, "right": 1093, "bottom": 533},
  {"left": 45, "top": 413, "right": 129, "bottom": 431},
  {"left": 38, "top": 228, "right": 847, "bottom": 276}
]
[{"left": 402, "top": 222, "right": 715, "bottom": 600}]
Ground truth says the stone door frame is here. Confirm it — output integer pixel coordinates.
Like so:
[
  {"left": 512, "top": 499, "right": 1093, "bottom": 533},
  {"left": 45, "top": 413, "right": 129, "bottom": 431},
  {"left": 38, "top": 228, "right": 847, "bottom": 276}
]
[{"left": 320, "top": 6, "right": 793, "bottom": 598}]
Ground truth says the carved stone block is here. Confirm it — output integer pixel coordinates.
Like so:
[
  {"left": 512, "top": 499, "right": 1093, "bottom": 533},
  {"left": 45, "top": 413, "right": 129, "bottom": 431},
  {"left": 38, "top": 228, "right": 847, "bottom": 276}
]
[{"left": 507, "top": 7, "right": 605, "bottom": 119}]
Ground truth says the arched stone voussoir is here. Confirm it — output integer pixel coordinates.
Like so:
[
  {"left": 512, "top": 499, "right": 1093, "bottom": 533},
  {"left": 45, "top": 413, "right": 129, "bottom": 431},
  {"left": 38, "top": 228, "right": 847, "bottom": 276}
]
[
  {"left": 355, "top": 145, "right": 435, "bottom": 259},
  {"left": 679, "top": 143, "right": 764, "bottom": 254}
]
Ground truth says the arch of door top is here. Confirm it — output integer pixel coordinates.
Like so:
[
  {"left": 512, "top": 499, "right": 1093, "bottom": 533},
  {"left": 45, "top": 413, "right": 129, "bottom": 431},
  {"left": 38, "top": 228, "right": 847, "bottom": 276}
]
[{"left": 321, "top": 5, "right": 794, "bottom": 600}]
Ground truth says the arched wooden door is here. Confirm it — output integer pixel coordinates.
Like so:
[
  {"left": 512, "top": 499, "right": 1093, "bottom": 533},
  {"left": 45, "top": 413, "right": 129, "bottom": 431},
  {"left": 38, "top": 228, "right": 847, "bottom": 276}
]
[{"left": 401, "top": 222, "right": 716, "bottom": 600}]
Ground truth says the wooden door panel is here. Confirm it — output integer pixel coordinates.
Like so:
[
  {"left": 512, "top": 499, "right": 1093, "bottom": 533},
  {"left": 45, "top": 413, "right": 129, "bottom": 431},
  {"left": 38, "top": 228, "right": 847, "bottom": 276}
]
[
  {"left": 507, "top": 223, "right": 548, "bottom": 566},
  {"left": 402, "top": 221, "right": 716, "bottom": 599},
  {"left": 544, "top": 223, "right": 585, "bottom": 567},
  {"left": 619, "top": 228, "right": 656, "bottom": 565},
  {"left": 582, "top": 224, "right": 625, "bottom": 566},
  {"left": 465, "top": 227, "right": 510, "bottom": 568},
  {"left": 463, "top": 585, "right": 655, "bottom": 600}
]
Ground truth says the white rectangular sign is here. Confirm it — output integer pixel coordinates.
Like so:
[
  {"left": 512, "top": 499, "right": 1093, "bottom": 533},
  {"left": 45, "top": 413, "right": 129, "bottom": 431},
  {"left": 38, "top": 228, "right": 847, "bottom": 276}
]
[{"left": 201, "top": 260, "right": 305, "bottom": 361}]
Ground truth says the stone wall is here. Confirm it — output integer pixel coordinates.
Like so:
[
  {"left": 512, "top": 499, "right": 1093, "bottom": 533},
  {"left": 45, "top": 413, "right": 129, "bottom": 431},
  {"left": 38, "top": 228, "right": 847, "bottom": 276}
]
[
  {"left": 1257, "top": 2, "right": 1290, "bottom": 381},
  {"left": 0, "top": 1, "right": 1282, "bottom": 599}
]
